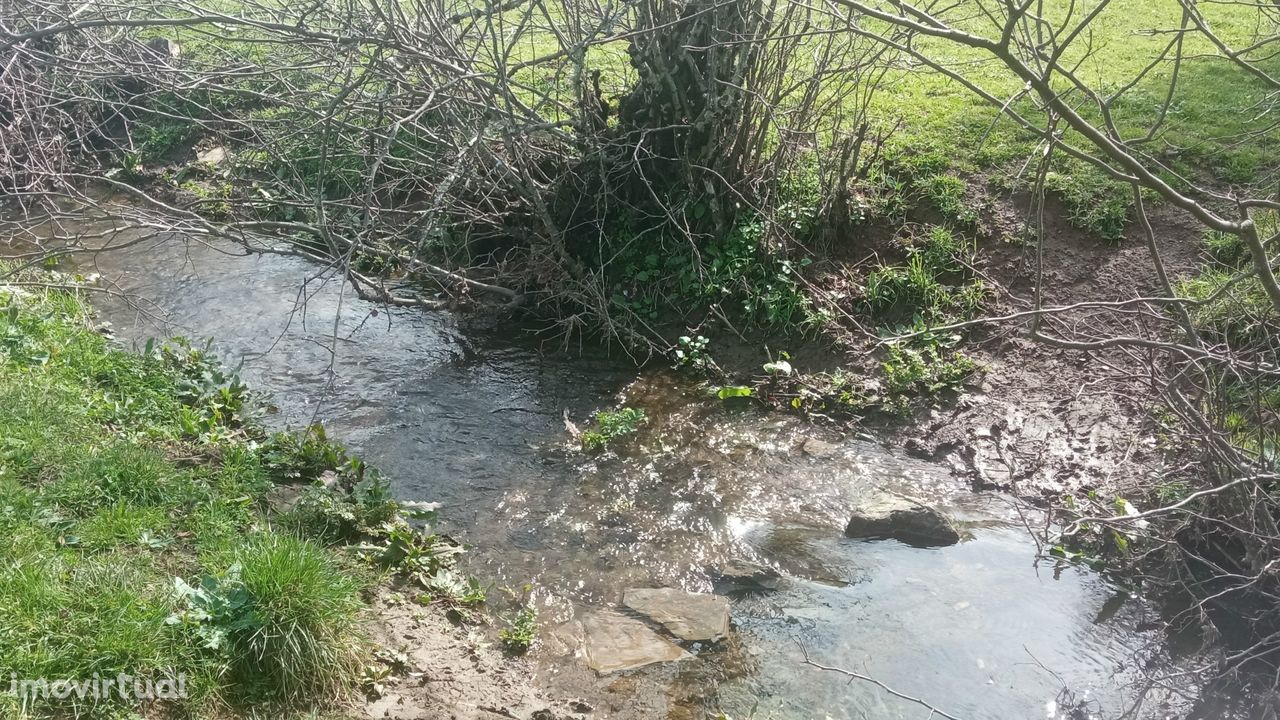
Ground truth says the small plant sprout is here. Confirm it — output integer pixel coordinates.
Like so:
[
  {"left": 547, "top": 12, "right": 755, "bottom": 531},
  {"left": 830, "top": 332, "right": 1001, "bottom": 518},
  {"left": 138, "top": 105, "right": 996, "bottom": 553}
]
[
  {"left": 499, "top": 606, "right": 538, "bottom": 653},
  {"left": 580, "top": 406, "right": 647, "bottom": 452},
  {"left": 763, "top": 351, "right": 793, "bottom": 376},
  {"left": 673, "top": 335, "right": 712, "bottom": 372}
]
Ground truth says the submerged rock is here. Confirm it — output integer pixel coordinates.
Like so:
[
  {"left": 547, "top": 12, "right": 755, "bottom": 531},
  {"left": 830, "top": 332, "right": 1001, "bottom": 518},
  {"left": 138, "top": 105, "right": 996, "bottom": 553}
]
[
  {"left": 581, "top": 612, "right": 690, "bottom": 673},
  {"left": 623, "top": 588, "right": 730, "bottom": 641},
  {"left": 712, "top": 561, "right": 783, "bottom": 594},
  {"left": 844, "top": 498, "right": 960, "bottom": 547},
  {"left": 800, "top": 437, "right": 841, "bottom": 458}
]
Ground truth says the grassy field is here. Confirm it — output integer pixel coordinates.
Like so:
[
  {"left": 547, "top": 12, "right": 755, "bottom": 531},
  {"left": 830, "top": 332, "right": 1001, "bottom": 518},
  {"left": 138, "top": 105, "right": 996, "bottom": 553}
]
[
  {"left": 0, "top": 276, "right": 472, "bottom": 719},
  {"left": 136, "top": 0, "right": 1277, "bottom": 243}
]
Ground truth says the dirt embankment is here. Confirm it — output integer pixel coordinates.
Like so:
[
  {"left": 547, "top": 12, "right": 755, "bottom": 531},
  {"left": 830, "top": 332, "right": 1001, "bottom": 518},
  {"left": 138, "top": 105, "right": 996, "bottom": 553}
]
[{"left": 894, "top": 192, "right": 1207, "bottom": 499}]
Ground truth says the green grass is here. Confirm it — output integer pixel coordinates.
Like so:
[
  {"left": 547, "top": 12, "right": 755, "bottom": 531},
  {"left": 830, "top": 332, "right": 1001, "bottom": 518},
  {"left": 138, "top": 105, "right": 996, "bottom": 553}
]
[
  {"left": 0, "top": 280, "right": 460, "bottom": 718},
  {"left": 862, "top": 225, "right": 985, "bottom": 325}
]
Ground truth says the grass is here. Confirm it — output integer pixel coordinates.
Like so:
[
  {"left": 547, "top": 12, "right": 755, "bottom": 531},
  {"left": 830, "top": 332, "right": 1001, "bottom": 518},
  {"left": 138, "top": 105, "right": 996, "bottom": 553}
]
[
  {"left": 0, "top": 278, "right": 469, "bottom": 718},
  {"left": 861, "top": 225, "right": 985, "bottom": 325},
  {"left": 865, "top": 1, "right": 1280, "bottom": 177},
  {"left": 810, "top": 0, "right": 1277, "bottom": 239}
]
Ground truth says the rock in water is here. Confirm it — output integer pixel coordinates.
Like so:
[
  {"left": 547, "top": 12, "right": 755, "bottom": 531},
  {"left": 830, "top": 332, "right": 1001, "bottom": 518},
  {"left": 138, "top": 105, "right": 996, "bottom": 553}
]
[
  {"left": 196, "top": 146, "right": 229, "bottom": 166},
  {"left": 844, "top": 498, "right": 960, "bottom": 547},
  {"left": 623, "top": 588, "right": 730, "bottom": 641},
  {"left": 712, "top": 561, "right": 783, "bottom": 593},
  {"left": 800, "top": 437, "right": 841, "bottom": 458},
  {"left": 581, "top": 612, "right": 690, "bottom": 673}
]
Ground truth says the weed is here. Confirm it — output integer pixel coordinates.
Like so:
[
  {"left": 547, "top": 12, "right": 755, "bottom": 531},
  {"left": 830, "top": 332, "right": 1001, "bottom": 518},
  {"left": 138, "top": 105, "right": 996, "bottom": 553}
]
[
  {"left": 881, "top": 343, "right": 977, "bottom": 413},
  {"left": 580, "top": 407, "right": 646, "bottom": 452},
  {"left": 261, "top": 425, "right": 354, "bottom": 483},
  {"left": 607, "top": 211, "right": 812, "bottom": 332},
  {"left": 672, "top": 335, "right": 712, "bottom": 373},
  {"left": 168, "top": 563, "right": 263, "bottom": 652},
  {"left": 918, "top": 174, "right": 978, "bottom": 226},
  {"left": 499, "top": 606, "right": 537, "bottom": 653},
  {"left": 882, "top": 343, "right": 976, "bottom": 395}
]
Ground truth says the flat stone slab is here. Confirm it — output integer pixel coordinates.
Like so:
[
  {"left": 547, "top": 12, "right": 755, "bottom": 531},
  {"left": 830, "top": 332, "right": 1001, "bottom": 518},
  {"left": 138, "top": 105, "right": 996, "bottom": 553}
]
[
  {"left": 581, "top": 612, "right": 689, "bottom": 674},
  {"left": 845, "top": 497, "right": 960, "bottom": 547},
  {"left": 623, "top": 588, "right": 730, "bottom": 641},
  {"left": 713, "top": 561, "right": 783, "bottom": 593},
  {"left": 196, "top": 146, "right": 229, "bottom": 165}
]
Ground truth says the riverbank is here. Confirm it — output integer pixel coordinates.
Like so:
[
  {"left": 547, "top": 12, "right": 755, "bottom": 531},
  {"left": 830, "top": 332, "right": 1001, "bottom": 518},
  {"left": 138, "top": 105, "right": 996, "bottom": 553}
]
[{"left": 0, "top": 276, "right": 570, "bottom": 719}]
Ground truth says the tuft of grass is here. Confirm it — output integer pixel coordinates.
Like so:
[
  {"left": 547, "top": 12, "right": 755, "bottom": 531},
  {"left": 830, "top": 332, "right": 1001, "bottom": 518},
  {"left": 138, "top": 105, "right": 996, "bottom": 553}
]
[
  {"left": 1044, "top": 167, "right": 1132, "bottom": 241},
  {"left": 918, "top": 173, "right": 978, "bottom": 226},
  {"left": 862, "top": 226, "right": 985, "bottom": 325},
  {"left": 1204, "top": 230, "right": 1248, "bottom": 268},
  {"left": 209, "top": 533, "right": 366, "bottom": 705}
]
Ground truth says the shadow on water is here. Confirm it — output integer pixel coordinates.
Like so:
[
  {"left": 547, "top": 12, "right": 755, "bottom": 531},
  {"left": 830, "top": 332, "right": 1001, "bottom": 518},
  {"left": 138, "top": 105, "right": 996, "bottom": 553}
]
[{"left": 4, "top": 227, "right": 1240, "bottom": 719}]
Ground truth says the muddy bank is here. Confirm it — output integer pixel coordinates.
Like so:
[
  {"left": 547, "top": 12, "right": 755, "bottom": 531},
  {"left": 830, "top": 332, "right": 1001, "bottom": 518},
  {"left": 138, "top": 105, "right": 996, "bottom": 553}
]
[{"left": 894, "top": 197, "right": 1206, "bottom": 497}]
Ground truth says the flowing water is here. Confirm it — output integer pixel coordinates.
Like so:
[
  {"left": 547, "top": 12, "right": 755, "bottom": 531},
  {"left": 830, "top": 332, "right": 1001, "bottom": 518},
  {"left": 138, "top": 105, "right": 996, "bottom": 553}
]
[{"left": 9, "top": 225, "right": 1224, "bottom": 719}]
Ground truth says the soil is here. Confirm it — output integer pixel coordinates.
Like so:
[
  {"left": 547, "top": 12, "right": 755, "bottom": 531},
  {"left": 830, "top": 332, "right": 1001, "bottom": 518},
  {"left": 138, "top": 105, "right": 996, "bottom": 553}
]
[
  {"left": 361, "top": 592, "right": 591, "bottom": 720},
  {"left": 891, "top": 189, "right": 1208, "bottom": 498}
]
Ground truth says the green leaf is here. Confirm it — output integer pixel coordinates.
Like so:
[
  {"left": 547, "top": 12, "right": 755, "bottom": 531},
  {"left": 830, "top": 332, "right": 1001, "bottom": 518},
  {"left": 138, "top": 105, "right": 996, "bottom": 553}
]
[
  {"left": 716, "top": 385, "right": 754, "bottom": 400},
  {"left": 763, "top": 360, "right": 793, "bottom": 376}
]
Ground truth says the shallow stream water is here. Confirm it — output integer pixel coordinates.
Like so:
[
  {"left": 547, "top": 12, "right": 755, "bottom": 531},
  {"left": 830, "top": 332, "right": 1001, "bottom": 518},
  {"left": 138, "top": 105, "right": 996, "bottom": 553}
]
[{"left": 8, "top": 226, "right": 1223, "bottom": 719}]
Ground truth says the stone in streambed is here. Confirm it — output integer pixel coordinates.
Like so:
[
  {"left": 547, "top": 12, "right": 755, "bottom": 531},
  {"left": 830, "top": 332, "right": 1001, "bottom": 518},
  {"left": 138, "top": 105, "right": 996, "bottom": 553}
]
[
  {"left": 712, "top": 561, "right": 783, "bottom": 593},
  {"left": 800, "top": 437, "right": 841, "bottom": 458},
  {"left": 196, "top": 146, "right": 229, "bottom": 165},
  {"left": 844, "top": 497, "right": 960, "bottom": 547},
  {"left": 581, "top": 612, "right": 689, "bottom": 673},
  {"left": 623, "top": 588, "right": 730, "bottom": 642}
]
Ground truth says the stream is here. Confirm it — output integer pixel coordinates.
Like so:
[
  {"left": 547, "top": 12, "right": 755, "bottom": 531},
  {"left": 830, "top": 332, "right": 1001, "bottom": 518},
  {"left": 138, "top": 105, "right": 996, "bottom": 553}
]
[{"left": 17, "top": 225, "right": 1224, "bottom": 719}]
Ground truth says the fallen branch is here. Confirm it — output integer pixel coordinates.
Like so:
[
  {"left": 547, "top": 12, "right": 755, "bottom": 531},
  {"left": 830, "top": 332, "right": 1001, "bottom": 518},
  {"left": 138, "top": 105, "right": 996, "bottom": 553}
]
[{"left": 795, "top": 639, "right": 968, "bottom": 720}]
